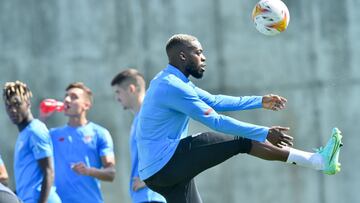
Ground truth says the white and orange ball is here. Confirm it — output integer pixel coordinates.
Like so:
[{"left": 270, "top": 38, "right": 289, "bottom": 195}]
[{"left": 252, "top": 0, "right": 290, "bottom": 36}]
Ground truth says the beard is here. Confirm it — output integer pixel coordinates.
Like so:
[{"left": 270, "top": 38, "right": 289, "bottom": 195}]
[{"left": 185, "top": 61, "right": 203, "bottom": 79}]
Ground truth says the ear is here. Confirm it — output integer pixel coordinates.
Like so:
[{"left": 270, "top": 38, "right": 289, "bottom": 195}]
[
  {"left": 180, "top": 51, "right": 186, "bottom": 61},
  {"left": 84, "top": 101, "right": 92, "bottom": 111},
  {"left": 128, "top": 84, "right": 137, "bottom": 93}
]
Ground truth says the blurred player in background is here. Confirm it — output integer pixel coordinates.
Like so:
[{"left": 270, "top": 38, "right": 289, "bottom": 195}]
[
  {"left": 0, "top": 155, "right": 21, "bottom": 202},
  {"left": 3, "top": 81, "right": 61, "bottom": 203},
  {"left": 0, "top": 182, "right": 21, "bottom": 203},
  {"left": 42, "top": 82, "right": 115, "bottom": 203},
  {"left": 111, "top": 69, "right": 166, "bottom": 203},
  {"left": 0, "top": 155, "right": 20, "bottom": 203},
  {"left": 136, "top": 34, "right": 343, "bottom": 203},
  {"left": 0, "top": 155, "right": 9, "bottom": 186}
]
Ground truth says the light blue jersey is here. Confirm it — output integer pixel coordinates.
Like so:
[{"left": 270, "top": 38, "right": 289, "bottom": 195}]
[
  {"left": 137, "top": 64, "right": 269, "bottom": 180},
  {"left": 0, "top": 155, "right": 3, "bottom": 166},
  {"left": 50, "top": 122, "right": 114, "bottom": 203},
  {"left": 129, "top": 115, "right": 166, "bottom": 203},
  {"left": 14, "top": 119, "right": 61, "bottom": 203}
]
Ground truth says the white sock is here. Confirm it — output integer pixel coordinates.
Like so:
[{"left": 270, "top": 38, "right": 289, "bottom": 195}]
[{"left": 286, "top": 148, "right": 324, "bottom": 170}]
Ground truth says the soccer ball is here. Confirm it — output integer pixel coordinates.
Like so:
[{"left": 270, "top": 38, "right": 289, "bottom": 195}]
[{"left": 251, "top": 0, "right": 290, "bottom": 36}]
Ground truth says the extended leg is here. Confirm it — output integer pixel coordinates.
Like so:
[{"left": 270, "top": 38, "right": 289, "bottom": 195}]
[{"left": 248, "top": 128, "right": 343, "bottom": 175}]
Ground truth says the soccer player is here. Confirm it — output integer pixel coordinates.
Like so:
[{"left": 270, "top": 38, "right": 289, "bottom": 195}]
[
  {"left": 0, "top": 155, "right": 9, "bottom": 186},
  {"left": 111, "top": 69, "right": 166, "bottom": 203},
  {"left": 3, "top": 81, "right": 61, "bottom": 203},
  {"left": 0, "top": 182, "right": 21, "bottom": 203},
  {"left": 44, "top": 82, "right": 115, "bottom": 203},
  {"left": 0, "top": 156, "right": 21, "bottom": 203},
  {"left": 136, "top": 34, "right": 343, "bottom": 203}
]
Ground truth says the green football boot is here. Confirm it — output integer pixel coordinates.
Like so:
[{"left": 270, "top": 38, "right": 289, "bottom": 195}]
[{"left": 316, "top": 128, "right": 343, "bottom": 175}]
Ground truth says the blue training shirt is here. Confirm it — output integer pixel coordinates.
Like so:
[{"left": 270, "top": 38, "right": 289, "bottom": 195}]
[
  {"left": 137, "top": 64, "right": 269, "bottom": 180},
  {"left": 14, "top": 119, "right": 61, "bottom": 203},
  {"left": 0, "top": 155, "right": 3, "bottom": 166},
  {"left": 129, "top": 114, "right": 166, "bottom": 203},
  {"left": 50, "top": 122, "right": 114, "bottom": 203}
]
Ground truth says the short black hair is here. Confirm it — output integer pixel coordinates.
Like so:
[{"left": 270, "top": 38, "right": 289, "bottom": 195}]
[
  {"left": 165, "top": 34, "right": 198, "bottom": 56},
  {"left": 111, "top": 69, "right": 145, "bottom": 91}
]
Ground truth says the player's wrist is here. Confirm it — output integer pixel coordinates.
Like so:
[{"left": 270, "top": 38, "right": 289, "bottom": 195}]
[{"left": 86, "top": 167, "right": 95, "bottom": 176}]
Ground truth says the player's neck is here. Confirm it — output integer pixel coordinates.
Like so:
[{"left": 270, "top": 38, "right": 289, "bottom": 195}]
[
  {"left": 17, "top": 114, "right": 33, "bottom": 132},
  {"left": 169, "top": 62, "right": 189, "bottom": 78},
  {"left": 133, "top": 94, "right": 144, "bottom": 114},
  {"left": 67, "top": 114, "right": 88, "bottom": 127}
]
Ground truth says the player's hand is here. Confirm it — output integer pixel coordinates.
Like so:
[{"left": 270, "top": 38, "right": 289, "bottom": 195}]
[
  {"left": 38, "top": 110, "right": 55, "bottom": 122},
  {"left": 132, "top": 177, "right": 146, "bottom": 191},
  {"left": 71, "top": 162, "right": 91, "bottom": 176},
  {"left": 262, "top": 94, "right": 287, "bottom": 111},
  {"left": 267, "top": 126, "right": 293, "bottom": 147}
]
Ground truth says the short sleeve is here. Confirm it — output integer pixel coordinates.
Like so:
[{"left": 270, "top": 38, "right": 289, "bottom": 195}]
[
  {"left": 29, "top": 127, "right": 53, "bottom": 160},
  {"left": 97, "top": 129, "right": 114, "bottom": 157}
]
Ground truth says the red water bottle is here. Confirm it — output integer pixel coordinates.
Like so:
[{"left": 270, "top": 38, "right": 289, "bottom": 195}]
[{"left": 39, "top": 99, "right": 64, "bottom": 114}]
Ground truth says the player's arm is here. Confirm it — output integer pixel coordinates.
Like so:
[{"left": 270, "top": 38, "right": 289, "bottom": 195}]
[
  {"left": 194, "top": 86, "right": 263, "bottom": 111},
  {"left": 38, "top": 157, "right": 54, "bottom": 203},
  {"left": 132, "top": 177, "right": 146, "bottom": 191},
  {"left": 94, "top": 155, "right": 115, "bottom": 181},
  {"left": 195, "top": 86, "right": 286, "bottom": 111},
  {"left": 28, "top": 125, "right": 55, "bottom": 203},
  {"left": 72, "top": 128, "right": 116, "bottom": 181},
  {"left": 0, "top": 163, "right": 9, "bottom": 186},
  {"left": 166, "top": 84, "right": 291, "bottom": 145},
  {"left": 72, "top": 155, "right": 116, "bottom": 181},
  {"left": 96, "top": 129, "right": 116, "bottom": 181},
  {"left": 166, "top": 85, "right": 266, "bottom": 141}
]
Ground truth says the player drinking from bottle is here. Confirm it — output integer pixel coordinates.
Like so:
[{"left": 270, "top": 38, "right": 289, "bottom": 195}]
[{"left": 42, "top": 82, "right": 116, "bottom": 203}]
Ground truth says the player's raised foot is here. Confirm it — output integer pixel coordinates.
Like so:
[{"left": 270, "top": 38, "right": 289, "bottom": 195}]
[{"left": 316, "top": 128, "right": 343, "bottom": 175}]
